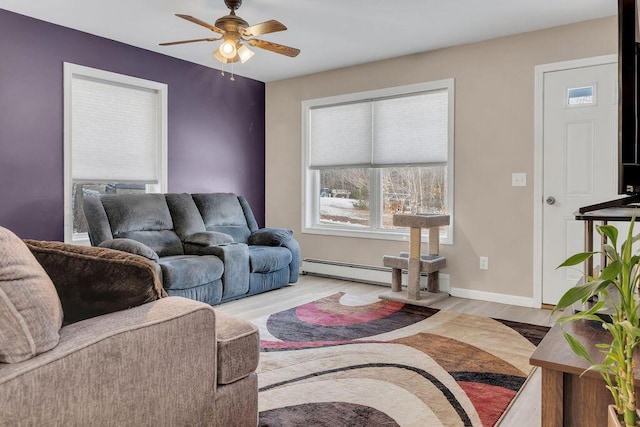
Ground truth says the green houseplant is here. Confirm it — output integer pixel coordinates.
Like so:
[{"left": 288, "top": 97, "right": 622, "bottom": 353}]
[{"left": 554, "top": 219, "right": 640, "bottom": 427}]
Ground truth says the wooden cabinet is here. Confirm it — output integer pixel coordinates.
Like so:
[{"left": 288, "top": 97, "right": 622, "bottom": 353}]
[{"left": 530, "top": 320, "right": 640, "bottom": 427}]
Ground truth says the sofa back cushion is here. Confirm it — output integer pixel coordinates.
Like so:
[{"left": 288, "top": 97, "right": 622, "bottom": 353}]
[
  {"left": 0, "top": 227, "right": 63, "bottom": 363},
  {"left": 83, "top": 195, "right": 114, "bottom": 245},
  {"left": 165, "top": 193, "right": 207, "bottom": 239},
  {"left": 192, "top": 193, "right": 251, "bottom": 243},
  {"left": 100, "top": 194, "right": 183, "bottom": 256}
]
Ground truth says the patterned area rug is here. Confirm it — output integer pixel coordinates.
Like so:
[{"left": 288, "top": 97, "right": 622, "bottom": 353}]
[{"left": 254, "top": 292, "right": 549, "bottom": 427}]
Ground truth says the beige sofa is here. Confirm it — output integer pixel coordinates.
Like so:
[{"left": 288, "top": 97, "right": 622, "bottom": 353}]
[{"left": 0, "top": 228, "right": 259, "bottom": 426}]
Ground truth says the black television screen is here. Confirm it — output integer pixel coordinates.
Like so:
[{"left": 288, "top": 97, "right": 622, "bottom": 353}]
[{"left": 618, "top": 0, "right": 640, "bottom": 194}]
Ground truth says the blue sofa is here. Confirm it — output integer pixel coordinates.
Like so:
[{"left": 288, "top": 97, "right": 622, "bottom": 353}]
[{"left": 83, "top": 192, "right": 300, "bottom": 305}]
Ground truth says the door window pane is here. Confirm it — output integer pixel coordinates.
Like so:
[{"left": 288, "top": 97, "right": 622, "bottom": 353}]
[{"left": 567, "top": 86, "right": 594, "bottom": 105}]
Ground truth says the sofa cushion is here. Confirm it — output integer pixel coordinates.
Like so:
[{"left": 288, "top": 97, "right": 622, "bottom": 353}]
[
  {"left": 215, "top": 311, "right": 259, "bottom": 385},
  {"left": 0, "top": 227, "right": 63, "bottom": 363},
  {"left": 165, "top": 193, "right": 207, "bottom": 239},
  {"left": 192, "top": 193, "right": 251, "bottom": 243},
  {"left": 83, "top": 195, "right": 114, "bottom": 244},
  {"left": 165, "top": 281, "right": 223, "bottom": 306},
  {"left": 117, "top": 231, "right": 183, "bottom": 257},
  {"left": 101, "top": 194, "right": 173, "bottom": 234},
  {"left": 248, "top": 246, "right": 293, "bottom": 273},
  {"left": 101, "top": 194, "right": 184, "bottom": 257},
  {"left": 158, "top": 256, "right": 224, "bottom": 290},
  {"left": 25, "top": 240, "right": 166, "bottom": 324}
]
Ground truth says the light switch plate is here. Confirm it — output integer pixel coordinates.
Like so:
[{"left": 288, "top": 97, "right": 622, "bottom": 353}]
[{"left": 512, "top": 173, "right": 527, "bottom": 187}]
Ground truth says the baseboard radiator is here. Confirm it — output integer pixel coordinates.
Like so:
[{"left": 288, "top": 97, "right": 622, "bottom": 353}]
[{"left": 301, "top": 258, "right": 451, "bottom": 293}]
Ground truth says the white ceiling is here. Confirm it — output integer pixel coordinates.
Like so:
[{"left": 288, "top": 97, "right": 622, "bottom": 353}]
[{"left": 0, "top": 0, "right": 616, "bottom": 82}]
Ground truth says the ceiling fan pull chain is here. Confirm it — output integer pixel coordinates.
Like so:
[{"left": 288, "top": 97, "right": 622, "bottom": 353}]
[{"left": 230, "top": 61, "right": 235, "bottom": 81}]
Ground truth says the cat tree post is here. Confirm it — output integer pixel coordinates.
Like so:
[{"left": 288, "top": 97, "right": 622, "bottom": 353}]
[{"left": 380, "top": 214, "right": 450, "bottom": 307}]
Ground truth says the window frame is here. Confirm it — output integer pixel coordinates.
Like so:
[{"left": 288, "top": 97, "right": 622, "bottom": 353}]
[
  {"left": 63, "top": 63, "right": 168, "bottom": 244},
  {"left": 301, "top": 79, "right": 455, "bottom": 244}
]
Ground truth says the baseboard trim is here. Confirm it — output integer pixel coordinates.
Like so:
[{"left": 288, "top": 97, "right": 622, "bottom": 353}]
[
  {"left": 448, "top": 287, "right": 535, "bottom": 308},
  {"left": 302, "top": 258, "right": 451, "bottom": 293},
  {"left": 302, "top": 259, "right": 535, "bottom": 308}
]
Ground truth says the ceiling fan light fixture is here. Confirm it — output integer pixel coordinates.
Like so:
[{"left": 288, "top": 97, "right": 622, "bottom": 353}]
[
  {"left": 219, "top": 39, "right": 237, "bottom": 59},
  {"left": 238, "top": 45, "right": 255, "bottom": 63},
  {"left": 213, "top": 49, "right": 233, "bottom": 63},
  {"left": 161, "top": 2, "right": 300, "bottom": 66}
]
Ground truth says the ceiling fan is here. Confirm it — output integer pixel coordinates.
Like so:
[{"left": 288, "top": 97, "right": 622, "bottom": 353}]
[{"left": 159, "top": 0, "right": 300, "bottom": 65}]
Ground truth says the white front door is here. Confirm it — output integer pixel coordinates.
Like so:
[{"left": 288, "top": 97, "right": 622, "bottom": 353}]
[{"left": 541, "top": 61, "right": 618, "bottom": 305}]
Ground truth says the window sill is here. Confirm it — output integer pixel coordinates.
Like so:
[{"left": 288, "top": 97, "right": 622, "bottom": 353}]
[
  {"left": 69, "top": 234, "right": 91, "bottom": 246},
  {"left": 302, "top": 225, "right": 452, "bottom": 245}
]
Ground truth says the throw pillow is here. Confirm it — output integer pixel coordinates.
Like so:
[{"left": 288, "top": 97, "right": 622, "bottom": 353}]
[
  {"left": 0, "top": 227, "right": 63, "bottom": 363},
  {"left": 25, "top": 240, "right": 166, "bottom": 324}
]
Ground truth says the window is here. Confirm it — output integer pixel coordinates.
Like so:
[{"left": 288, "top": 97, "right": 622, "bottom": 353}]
[
  {"left": 303, "top": 79, "right": 454, "bottom": 243},
  {"left": 567, "top": 85, "right": 595, "bottom": 106},
  {"left": 64, "top": 63, "right": 168, "bottom": 244}
]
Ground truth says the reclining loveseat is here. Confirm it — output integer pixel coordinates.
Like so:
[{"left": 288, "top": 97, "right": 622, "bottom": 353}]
[{"left": 83, "top": 192, "right": 300, "bottom": 306}]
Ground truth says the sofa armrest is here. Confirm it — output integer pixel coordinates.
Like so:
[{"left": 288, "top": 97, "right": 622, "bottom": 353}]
[
  {"left": 98, "top": 238, "right": 159, "bottom": 261},
  {"left": 0, "top": 297, "right": 217, "bottom": 426},
  {"left": 248, "top": 228, "right": 293, "bottom": 246},
  {"left": 282, "top": 238, "right": 301, "bottom": 283},
  {"left": 208, "top": 243, "right": 250, "bottom": 299},
  {"left": 183, "top": 232, "right": 235, "bottom": 255},
  {"left": 248, "top": 229, "right": 300, "bottom": 283},
  {"left": 24, "top": 240, "right": 166, "bottom": 324}
]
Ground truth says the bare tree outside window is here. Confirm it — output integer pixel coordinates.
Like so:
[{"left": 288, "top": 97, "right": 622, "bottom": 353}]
[
  {"left": 318, "top": 166, "right": 447, "bottom": 229},
  {"left": 382, "top": 166, "right": 447, "bottom": 228}
]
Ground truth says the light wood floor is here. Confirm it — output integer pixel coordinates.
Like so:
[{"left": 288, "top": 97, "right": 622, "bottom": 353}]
[{"left": 216, "top": 274, "right": 555, "bottom": 427}]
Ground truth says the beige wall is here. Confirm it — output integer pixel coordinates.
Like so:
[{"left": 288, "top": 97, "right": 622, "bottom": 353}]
[{"left": 265, "top": 16, "right": 616, "bottom": 301}]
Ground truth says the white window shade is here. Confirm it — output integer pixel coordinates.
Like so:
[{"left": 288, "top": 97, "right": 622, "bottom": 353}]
[
  {"left": 71, "top": 76, "right": 159, "bottom": 182},
  {"left": 373, "top": 90, "right": 448, "bottom": 166},
  {"left": 309, "top": 102, "right": 372, "bottom": 169}
]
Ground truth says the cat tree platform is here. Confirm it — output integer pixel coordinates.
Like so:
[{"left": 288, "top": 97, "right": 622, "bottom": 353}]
[{"left": 379, "top": 213, "right": 450, "bottom": 307}]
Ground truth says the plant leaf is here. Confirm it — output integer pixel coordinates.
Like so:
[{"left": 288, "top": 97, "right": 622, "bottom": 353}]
[
  {"left": 557, "top": 301, "right": 606, "bottom": 323},
  {"left": 618, "top": 321, "right": 640, "bottom": 340},
  {"left": 553, "top": 279, "right": 614, "bottom": 312},
  {"left": 557, "top": 252, "right": 597, "bottom": 268},
  {"left": 598, "top": 225, "right": 618, "bottom": 249},
  {"left": 602, "top": 244, "right": 619, "bottom": 262},
  {"left": 557, "top": 313, "right": 605, "bottom": 323},
  {"left": 563, "top": 332, "right": 594, "bottom": 364},
  {"left": 599, "top": 260, "right": 622, "bottom": 281},
  {"left": 554, "top": 283, "right": 599, "bottom": 312}
]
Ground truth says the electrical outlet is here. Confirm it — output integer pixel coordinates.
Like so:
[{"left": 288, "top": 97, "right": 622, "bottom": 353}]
[
  {"left": 512, "top": 173, "right": 527, "bottom": 187},
  {"left": 479, "top": 256, "right": 489, "bottom": 270}
]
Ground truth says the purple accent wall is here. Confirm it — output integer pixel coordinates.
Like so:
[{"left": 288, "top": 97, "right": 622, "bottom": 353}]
[{"left": 0, "top": 9, "right": 266, "bottom": 240}]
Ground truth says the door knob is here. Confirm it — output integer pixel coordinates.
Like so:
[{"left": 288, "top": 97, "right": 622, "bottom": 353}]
[{"left": 546, "top": 196, "right": 556, "bottom": 205}]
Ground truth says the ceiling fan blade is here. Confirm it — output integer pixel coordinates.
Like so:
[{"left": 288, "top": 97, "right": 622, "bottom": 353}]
[
  {"left": 159, "top": 37, "right": 221, "bottom": 46},
  {"left": 176, "top": 14, "right": 225, "bottom": 34},
  {"left": 246, "top": 39, "right": 300, "bottom": 57},
  {"left": 241, "top": 20, "right": 287, "bottom": 37}
]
